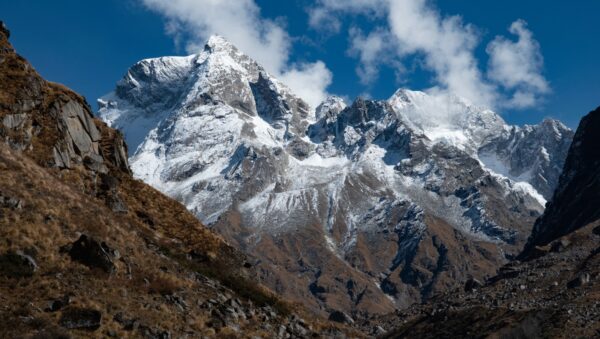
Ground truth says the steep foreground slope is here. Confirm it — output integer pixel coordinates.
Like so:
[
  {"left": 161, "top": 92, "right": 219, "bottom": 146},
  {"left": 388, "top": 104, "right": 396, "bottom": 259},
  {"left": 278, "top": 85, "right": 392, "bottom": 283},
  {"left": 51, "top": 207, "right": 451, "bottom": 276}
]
[
  {"left": 0, "top": 22, "right": 354, "bottom": 338},
  {"left": 380, "top": 107, "right": 600, "bottom": 338},
  {"left": 99, "top": 36, "right": 573, "bottom": 317}
]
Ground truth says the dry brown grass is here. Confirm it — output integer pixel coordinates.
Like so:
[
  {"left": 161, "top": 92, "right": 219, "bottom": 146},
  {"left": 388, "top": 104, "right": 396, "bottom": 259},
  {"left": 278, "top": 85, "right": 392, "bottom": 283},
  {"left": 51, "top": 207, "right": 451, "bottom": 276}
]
[
  {"left": 143, "top": 270, "right": 189, "bottom": 295},
  {"left": 0, "top": 144, "right": 230, "bottom": 337}
]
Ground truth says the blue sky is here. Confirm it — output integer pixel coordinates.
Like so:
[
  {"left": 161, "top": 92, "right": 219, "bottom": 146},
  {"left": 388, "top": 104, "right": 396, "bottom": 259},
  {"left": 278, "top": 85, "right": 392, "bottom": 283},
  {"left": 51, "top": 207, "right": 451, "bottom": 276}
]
[{"left": 1, "top": 0, "right": 598, "bottom": 128}]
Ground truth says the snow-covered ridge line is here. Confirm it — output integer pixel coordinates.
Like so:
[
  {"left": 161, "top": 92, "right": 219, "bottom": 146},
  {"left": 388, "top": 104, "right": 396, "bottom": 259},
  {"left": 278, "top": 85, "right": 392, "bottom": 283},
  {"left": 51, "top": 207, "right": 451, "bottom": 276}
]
[
  {"left": 97, "top": 34, "right": 573, "bottom": 231},
  {"left": 97, "top": 34, "right": 574, "bottom": 313}
]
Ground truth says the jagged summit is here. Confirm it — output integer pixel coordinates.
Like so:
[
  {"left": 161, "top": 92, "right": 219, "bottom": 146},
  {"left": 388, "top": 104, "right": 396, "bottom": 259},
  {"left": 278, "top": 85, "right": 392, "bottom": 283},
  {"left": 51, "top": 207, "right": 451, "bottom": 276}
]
[
  {"left": 315, "top": 95, "right": 346, "bottom": 121},
  {"left": 0, "top": 21, "right": 9, "bottom": 38},
  {"left": 204, "top": 34, "right": 238, "bottom": 52},
  {"left": 387, "top": 88, "right": 507, "bottom": 151},
  {"left": 537, "top": 117, "right": 570, "bottom": 137},
  {"left": 99, "top": 35, "right": 310, "bottom": 154},
  {"left": 99, "top": 35, "right": 574, "bottom": 316}
]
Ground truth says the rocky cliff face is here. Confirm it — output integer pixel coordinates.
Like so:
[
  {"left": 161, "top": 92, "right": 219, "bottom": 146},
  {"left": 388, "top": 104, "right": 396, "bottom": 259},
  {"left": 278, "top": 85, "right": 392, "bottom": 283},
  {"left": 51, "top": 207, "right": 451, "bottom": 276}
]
[
  {"left": 478, "top": 118, "right": 573, "bottom": 200},
  {"left": 523, "top": 106, "right": 600, "bottom": 254},
  {"left": 99, "top": 36, "right": 573, "bottom": 317},
  {"left": 0, "top": 23, "right": 351, "bottom": 338},
  {"left": 0, "top": 24, "right": 129, "bottom": 175}
]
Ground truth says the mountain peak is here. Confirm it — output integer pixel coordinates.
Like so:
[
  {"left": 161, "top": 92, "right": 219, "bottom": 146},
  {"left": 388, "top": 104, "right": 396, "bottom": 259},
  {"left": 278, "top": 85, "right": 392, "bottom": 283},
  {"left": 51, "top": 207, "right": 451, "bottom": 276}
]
[
  {"left": 99, "top": 33, "right": 310, "bottom": 154},
  {"left": 389, "top": 88, "right": 428, "bottom": 104},
  {"left": 315, "top": 95, "right": 346, "bottom": 120},
  {"left": 204, "top": 34, "right": 237, "bottom": 53},
  {"left": 389, "top": 88, "right": 480, "bottom": 110},
  {"left": 539, "top": 117, "right": 570, "bottom": 135},
  {"left": 387, "top": 88, "right": 507, "bottom": 152}
]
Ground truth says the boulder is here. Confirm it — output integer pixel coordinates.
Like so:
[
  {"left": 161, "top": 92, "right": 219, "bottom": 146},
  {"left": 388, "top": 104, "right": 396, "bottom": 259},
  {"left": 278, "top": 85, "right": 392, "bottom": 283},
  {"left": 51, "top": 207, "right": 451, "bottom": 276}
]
[
  {"left": 59, "top": 307, "right": 102, "bottom": 331},
  {"left": 328, "top": 310, "right": 354, "bottom": 325},
  {"left": 44, "top": 295, "right": 71, "bottom": 312},
  {"left": 0, "top": 192, "right": 23, "bottom": 209},
  {"left": 106, "top": 194, "right": 128, "bottom": 213},
  {"left": 114, "top": 312, "right": 139, "bottom": 331},
  {"left": 65, "top": 234, "right": 116, "bottom": 273},
  {"left": 99, "top": 173, "right": 119, "bottom": 191},
  {"left": 550, "top": 239, "right": 571, "bottom": 253},
  {"left": 45, "top": 295, "right": 72, "bottom": 312},
  {"left": 97, "top": 174, "right": 127, "bottom": 212},
  {"left": 464, "top": 278, "right": 483, "bottom": 292},
  {"left": 567, "top": 273, "right": 591, "bottom": 289},
  {"left": 0, "top": 251, "right": 37, "bottom": 278},
  {"left": 138, "top": 325, "right": 171, "bottom": 339}
]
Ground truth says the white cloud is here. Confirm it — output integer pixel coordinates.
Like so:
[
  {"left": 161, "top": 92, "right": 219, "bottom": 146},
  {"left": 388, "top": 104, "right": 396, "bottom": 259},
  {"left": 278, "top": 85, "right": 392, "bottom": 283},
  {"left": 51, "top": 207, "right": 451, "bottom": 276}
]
[
  {"left": 308, "top": 7, "right": 342, "bottom": 34},
  {"left": 387, "top": 0, "right": 496, "bottom": 107},
  {"left": 141, "top": 0, "right": 332, "bottom": 109},
  {"left": 142, "top": 0, "right": 550, "bottom": 111},
  {"left": 486, "top": 20, "right": 550, "bottom": 108},
  {"left": 279, "top": 61, "right": 333, "bottom": 108},
  {"left": 308, "top": 0, "right": 386, "bottom": 33},
  {"left": 311, "top": 0, "right": 550, "bottom": 110},
  {"left": 348, "top": 27, "right": 401, "bottom": 85}
]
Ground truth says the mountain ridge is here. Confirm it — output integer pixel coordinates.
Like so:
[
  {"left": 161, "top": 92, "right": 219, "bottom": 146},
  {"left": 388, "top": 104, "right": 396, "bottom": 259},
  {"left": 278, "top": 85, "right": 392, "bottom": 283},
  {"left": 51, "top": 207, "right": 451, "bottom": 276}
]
[{"left": 99, "top": 35, "right": 574, "bottom": 317}]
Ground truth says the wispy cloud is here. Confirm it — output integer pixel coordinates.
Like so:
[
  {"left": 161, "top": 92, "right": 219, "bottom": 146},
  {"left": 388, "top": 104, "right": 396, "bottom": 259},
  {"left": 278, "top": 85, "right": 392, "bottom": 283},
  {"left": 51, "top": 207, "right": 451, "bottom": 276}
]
[
  {"left": 308, "top": 0, "right": 386, "bottom": 34},
  {"left": 141, "top": 0, "right": 549, "bottom": 111},
  {"left": 348, "top": 27, "right": 402, "bottom": 86},
  {"left": 487, "top": 20, "right": 550, "bottom": 108},
  {"left": 310, "top": 0, "right": 550, "bottom": 110},
  {"left": 141, "top": 0, "right": 332, "bottom": 109},
  {"left": 387, "top": 0, "right": 496, "bottom": 107}
]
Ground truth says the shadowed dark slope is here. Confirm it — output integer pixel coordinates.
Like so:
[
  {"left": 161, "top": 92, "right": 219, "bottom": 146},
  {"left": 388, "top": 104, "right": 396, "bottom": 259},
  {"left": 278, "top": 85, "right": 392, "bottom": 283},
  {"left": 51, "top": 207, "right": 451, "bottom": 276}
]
[{"left": 523, "top": 107, "right": 600, "bottom": 255}]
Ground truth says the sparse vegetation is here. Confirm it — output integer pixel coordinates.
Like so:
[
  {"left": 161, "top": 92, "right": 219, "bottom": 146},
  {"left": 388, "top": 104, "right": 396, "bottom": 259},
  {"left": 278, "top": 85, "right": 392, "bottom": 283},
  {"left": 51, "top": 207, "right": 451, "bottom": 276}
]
[{"left": 0, "top": 25, "right": 359, "bottom": 337}]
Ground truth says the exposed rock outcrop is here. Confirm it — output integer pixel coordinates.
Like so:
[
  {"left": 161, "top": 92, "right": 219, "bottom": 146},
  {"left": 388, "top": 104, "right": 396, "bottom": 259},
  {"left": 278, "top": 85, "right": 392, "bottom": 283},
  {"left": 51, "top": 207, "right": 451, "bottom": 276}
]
[
  {"left": 0, "top": 23, "right": 129, "bottom": 175},
  {"left": 0, "top": 251, "right": 37, "bottom": 278},
  {"left": 59, "top": 307, "right": 102, "bottom": 331},
  {"left": 0, "top": 21, "right": 9, "bottom": 38},
  {"left": 63, "top": 234, "right": 117, "bottom": 274}
]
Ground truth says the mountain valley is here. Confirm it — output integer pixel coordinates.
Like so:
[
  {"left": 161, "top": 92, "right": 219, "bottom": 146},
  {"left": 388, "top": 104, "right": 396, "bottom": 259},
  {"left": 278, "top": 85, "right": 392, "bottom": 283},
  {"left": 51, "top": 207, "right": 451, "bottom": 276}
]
[{"left": 0, "top": 17, "right": 598, "bottom": 339}]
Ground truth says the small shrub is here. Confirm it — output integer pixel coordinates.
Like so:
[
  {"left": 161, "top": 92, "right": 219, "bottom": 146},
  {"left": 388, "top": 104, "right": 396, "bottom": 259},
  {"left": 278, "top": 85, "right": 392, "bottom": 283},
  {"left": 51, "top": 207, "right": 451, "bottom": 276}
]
[{"left": 146, "top": 272, "right": 185, "bottom": 295}]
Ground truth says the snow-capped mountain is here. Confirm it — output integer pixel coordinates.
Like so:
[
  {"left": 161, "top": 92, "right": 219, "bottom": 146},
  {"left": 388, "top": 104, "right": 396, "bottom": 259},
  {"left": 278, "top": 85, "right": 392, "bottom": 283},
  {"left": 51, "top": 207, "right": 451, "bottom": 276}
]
[{"left": 98, "top": 36, "right": 573, "bottom": 315}]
